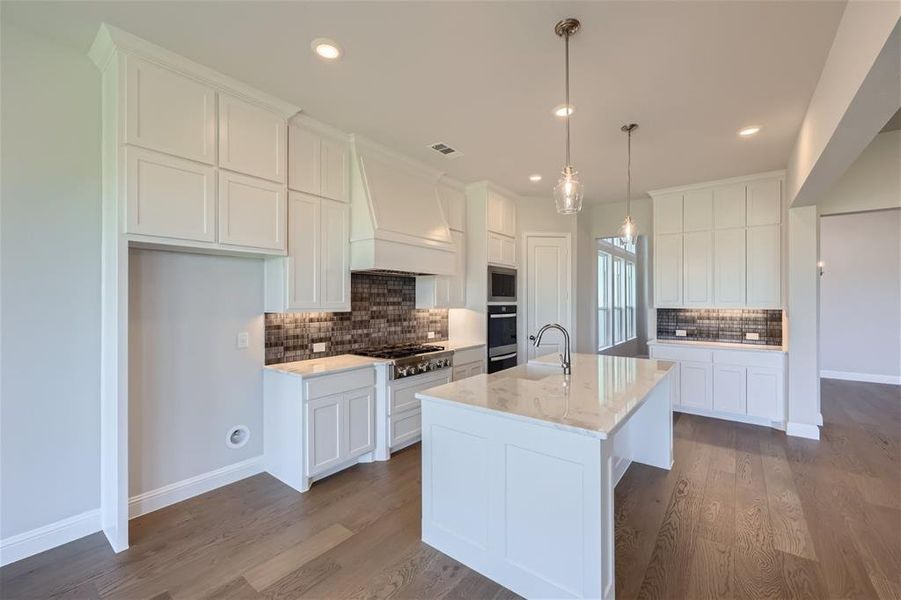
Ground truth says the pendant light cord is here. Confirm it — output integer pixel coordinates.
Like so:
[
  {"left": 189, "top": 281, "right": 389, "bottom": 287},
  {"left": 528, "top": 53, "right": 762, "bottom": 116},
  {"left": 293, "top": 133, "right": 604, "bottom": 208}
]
[
  {"left": 626, "top": 127, "right": 632, "bottom": 215},
  {"left": 564, "top": 31, "right": 571, "bottom": 168}
]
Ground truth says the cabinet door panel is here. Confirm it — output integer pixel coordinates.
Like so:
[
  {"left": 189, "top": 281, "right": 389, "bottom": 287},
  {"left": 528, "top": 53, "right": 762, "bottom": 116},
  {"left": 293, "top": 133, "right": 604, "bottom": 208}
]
[
  {"left": 714, "top": 228, "right": 746, "bottom": 307},
  {"left": 683, "top": 189, "right": 713, "bottom": 232},
  {"left": 320, "top": 137, "right": 349, "bottom": 202},
  {"left": 125, "top": 146, "right": 216, "bottom": 242},
  {"left": 501, "top": 235, "right": 516, "bottom": 267},
  {"left": 747, "top": 367, "right": 783, "bottom": 421},
  {"left": 747, "top": 225, "right": 781, "bottom": 307},
  {"left": 320, "top": 199, "right": 350, "bottom": 310},
  {"left": 683, "top": 231, "right": 712, "bottom": 306},
  {"left": 679, "top": 361, "right": 713, "bottom": 409},
  {"left": 747, "top": 179, "right": 781, "bottom": 226},
  {"left": 306, "top": 394, "right": 344, "bottom": 476},
  {"left": 468, "top": 363, "right": 484, "bottom": 376},
  {"left": 288, "top": 124, "right": 320, "bottom": 195},
  {"left": 346, "top": 388, "right": 375, "bottom": 457},
  {"left": 713, "top": 364, "right": 746, "bottom": 414},
  {"left": 125, "top": 56, "right": 216, "bottom": 164},
  {"left": 713, "top": 184, "right": 746, "bottom": 229},
  {"left": 219, "top": 94, "right": 286, "bottom": 183},
  {"left": 654, "top": 194, "right": 683, "bottom": 234},
  {"left": 503, "top": 195, "right": 517, "bottom": 237},
  {"left": 287, "top": 192, "right": 321, "bottom": 309},
  {"left": 218, "top": 171, "right": 286, "bottom": 251},
  {"left": 654, "top": 234, "right": 683, "bottom": 306},
  {"left": 488, "top": 232, "right": 515, "bottom": 266}
]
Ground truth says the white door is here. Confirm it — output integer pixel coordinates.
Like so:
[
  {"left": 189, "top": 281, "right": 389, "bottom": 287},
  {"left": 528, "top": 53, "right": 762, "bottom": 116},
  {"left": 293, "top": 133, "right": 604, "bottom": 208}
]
[
  {"left": 320, "top": 136, "right": 349, "bottom": 202},
  {"left": 287, "top": 192, "right": 321, "bottom": 310},
  {"left": 219, "top": 93, "right": 286, "bottom": 183},
  {"left": 525, "top": 235, "right": 571, "bottom": 361},
  {"left": 320, "top": 199, "right": 350, "bottom": 311},
  {"left": 747, "top": 225, "right": 782, "bottom": 307},
  {"left": 747, "top": 367, "right": 783, "bottom": 420},
  {"left": 218, "top": 171, "right": 286, "bottom": 251},
  {"left": 306, "top": 394, "right": 345, "bottom": 476},
  {"left": 346, "top": 388, "right": 375, "bottom": 457},
  {"left": 654, "top": 234, "right": 683, "bottom": 306},
  {"left": 683, "top": 231, "right": 713, "bottom": 306},
  {"left": 714, "top": 228, "right": 746, "bottom": 306},
  {"left": 679, "top": 361, "right": 713, "bottom": 410},
  {"left": 713, "top": 364, "right": 746, "bottom": 414},
  {"left": 125, "top": 146, "right": 216, "bottom": 242}
]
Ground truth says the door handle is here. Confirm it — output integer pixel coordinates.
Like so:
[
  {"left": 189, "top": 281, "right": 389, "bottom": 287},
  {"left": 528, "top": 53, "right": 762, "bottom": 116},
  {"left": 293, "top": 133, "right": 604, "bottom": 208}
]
[
  {"left": 489, "top": 313, "right": 517, "bottom": 319},
  {"left": 489, "top": 353, "right": 517, "bottom": 362}
]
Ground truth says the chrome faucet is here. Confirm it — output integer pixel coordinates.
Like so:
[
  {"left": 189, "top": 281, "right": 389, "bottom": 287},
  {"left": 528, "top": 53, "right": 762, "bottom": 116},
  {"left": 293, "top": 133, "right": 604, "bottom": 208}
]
[{"left": 529, "top": 323, "right": 572, "bottom": 375}]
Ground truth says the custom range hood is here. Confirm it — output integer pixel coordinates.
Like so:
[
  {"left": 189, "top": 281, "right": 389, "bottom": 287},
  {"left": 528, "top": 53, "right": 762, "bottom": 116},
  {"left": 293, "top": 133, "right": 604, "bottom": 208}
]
[{"left": 349, "top": 136, "right": 455, "bottom": 276}]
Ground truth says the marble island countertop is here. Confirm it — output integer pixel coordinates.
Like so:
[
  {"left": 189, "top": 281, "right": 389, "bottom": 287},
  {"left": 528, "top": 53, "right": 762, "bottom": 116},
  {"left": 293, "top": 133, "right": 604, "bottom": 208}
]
[
  {"left": 416, "top": 353, "right": 675, "bottom": 439},
  {"left": 649, "top": 338, "right": 787, "bottom": 352}
]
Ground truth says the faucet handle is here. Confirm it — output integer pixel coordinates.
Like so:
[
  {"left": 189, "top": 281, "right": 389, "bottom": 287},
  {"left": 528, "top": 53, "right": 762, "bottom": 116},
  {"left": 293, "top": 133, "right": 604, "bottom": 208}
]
[{"left": 529, "top": 335, "right": 536, "bottom": 341}]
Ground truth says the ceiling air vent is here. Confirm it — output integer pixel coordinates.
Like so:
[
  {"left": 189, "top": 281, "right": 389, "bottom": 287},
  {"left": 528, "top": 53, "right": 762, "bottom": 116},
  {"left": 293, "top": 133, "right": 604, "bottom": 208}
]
[{"left": 428, "top": 142, "right": 462, "bottom": 159}]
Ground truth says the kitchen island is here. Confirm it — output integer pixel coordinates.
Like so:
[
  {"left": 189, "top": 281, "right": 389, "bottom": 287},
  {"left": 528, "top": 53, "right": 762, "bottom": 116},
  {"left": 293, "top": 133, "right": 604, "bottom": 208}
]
[{"left": 415, "top": 353, "right": 675, "bottom": 600}]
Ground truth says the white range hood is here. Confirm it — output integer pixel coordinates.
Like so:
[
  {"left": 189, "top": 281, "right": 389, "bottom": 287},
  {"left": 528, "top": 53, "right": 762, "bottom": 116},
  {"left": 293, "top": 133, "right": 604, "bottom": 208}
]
[{"left": 349, "top": 136, "right": 455, "bottom": 276}]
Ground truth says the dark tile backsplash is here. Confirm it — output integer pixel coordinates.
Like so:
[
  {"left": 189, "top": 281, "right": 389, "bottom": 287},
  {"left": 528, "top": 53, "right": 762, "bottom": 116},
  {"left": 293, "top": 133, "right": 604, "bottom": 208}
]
[
  {"left": 265, "top": 273, "right": 448, "bottom": 364},
  {"left": 656, "top": 308, "right": 783, "bottom": 346}
]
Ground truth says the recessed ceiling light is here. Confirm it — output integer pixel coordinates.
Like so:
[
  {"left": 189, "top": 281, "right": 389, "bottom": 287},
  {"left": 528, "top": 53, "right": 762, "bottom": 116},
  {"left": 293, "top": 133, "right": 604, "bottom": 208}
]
[
  {"left": 312, "top": 38, "right": 342, "bottom": 60},
  {"left": 529, "top": 174, "right": 543, "bottom": 182},
  {"left": 738, "top": 126, "right": 761, "bottom": 137},
  {"left": 553, "top": 104, "right": 574, "bottom": 117}
]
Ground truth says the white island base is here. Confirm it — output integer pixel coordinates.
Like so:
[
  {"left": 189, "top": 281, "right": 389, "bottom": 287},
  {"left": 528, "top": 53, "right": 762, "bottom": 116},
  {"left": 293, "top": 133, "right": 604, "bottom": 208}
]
[{"left": 418, "top": 355, "right": 674, "bottom": 600}]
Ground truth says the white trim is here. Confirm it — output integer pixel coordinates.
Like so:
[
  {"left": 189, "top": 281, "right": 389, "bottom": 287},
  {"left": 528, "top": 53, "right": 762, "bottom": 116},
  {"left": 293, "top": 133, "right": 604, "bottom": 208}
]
[
  {"left": 648, "top": 170, "right": 786, "bottom": 197},
  {"left": 128, "top": 456, "right": 263, "bottom": 519},
  {"left": 612, "top": 457, "right": 632, "bottom": 487},
  {"left": 820, "top": 370, "right": 901, "bottom": 385},
  {"left": 786, "top": 422, "right": 820, "bottom": 440},
  {"left": 816, "top": 412, "right": 824, "bottom": 426},
  {"left": 674, "top": 405, "right": 783, "bottom": 430},
  {"left": 0, "top": 510, "right": 101, "bottom": 567}
]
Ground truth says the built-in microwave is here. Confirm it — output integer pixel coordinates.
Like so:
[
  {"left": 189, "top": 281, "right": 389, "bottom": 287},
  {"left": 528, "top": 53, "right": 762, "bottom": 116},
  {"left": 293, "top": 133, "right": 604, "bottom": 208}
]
[{"left": 487, "top": 266, "right": 516, "bottom": 303}]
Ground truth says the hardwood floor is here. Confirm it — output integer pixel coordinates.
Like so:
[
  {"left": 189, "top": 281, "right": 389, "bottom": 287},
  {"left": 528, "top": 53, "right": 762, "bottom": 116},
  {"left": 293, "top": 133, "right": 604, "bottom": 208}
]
[{"left": 2, "top": 379, "right": 898, "bottom": 599}]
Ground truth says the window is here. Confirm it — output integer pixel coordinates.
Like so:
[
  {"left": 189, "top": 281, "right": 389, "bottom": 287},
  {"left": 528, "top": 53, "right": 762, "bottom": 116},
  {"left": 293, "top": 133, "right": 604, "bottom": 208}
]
[{"left": 597, "top": 237, "right": 638, "bottom": 351}]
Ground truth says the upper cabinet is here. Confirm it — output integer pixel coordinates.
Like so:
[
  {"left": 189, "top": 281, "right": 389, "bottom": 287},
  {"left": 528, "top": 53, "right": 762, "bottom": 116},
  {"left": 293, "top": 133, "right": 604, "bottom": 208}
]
[
  {"left": 288, "top": 120, "right": 349, "bottom": 203},
  {"left": 218, "top": 170, "right": 286, "bottom": 251},
  {"left": 219, "top": 94, "right": 287, "bottom": 183},
  {"left": 124, "top": 56, "right": 217, "bottom": 164},
  {"left": 487, "top": 190, "right": 516, "bottom": 238},
  {"left": 650, "top": 172, "right": 784, "bottom": 309}
]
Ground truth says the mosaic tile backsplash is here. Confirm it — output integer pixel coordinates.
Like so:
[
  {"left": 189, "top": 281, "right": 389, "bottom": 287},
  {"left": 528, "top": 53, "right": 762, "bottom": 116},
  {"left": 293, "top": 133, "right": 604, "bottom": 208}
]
[
  {"left": 656, "top": 309, "right": 783, "bottom": 346},
  {"left": 265, "top": 273, "right": 448, "bottom": 364}
]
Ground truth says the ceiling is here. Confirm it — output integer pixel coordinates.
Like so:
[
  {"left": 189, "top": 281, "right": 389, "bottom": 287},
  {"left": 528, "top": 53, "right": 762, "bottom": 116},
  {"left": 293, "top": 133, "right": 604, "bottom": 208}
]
[{"left": 3, "top": 1, "right": 846, "bottom": 204}]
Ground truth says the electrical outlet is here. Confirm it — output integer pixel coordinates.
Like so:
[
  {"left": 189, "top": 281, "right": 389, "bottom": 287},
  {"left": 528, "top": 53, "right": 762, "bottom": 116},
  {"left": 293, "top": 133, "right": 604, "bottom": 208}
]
[
  {"left": 236, "top": 332, "right": 249, "bottom": 349},
  {"left": 745, "top": 332, "right": 760, "bottom": 341},
  {"left": 675, "top": 329, "right": 687, "bottom": 337},
  {"left": 312, "top": 342, "right": 327, "bottom": 353},
  {"left": 427, "top": 331, "right": 436, "bottom": 339}
]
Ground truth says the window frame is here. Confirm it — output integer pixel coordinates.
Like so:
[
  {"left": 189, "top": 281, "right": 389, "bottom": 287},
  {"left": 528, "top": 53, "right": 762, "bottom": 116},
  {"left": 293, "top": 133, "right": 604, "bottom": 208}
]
[{"left": 597, "top": 237, "right": 638, "bottom": 352}]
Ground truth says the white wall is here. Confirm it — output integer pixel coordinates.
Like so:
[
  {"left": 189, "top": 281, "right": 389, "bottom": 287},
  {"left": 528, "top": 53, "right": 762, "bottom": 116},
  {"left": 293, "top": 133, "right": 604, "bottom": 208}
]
[
  {"left": 128, "top": 249, "right": 264, "bottom": 497},
  {"left": 0, "top": 23, "right": 102, "bottom": 539},
  {"left": 820, "top": 210, "right": 901, "bottom": 381},
  {"left": 817, "top": 130, "right": 901, "bottom": 216}
]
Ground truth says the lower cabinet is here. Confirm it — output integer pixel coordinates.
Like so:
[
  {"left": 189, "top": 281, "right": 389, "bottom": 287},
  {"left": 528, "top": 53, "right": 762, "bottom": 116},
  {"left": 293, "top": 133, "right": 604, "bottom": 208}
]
[
  {"left": 747, "top": 367, "right": 784, "bottom": 420},
  {"left": 387, "top": 370, "right": 451, "bottom": 451},
  {"left": 452, "top": 361, "right": 484, "bottom": 381},
  {"left": 451, "top": 346, "right": 486, "bottom": 382},
  {"left": 679, "top": 361, "right": 713, "bottom": 410},
  {"left": 713, "top": 364, "right": 746, "bottom": 415},
  {"left": 305, "top": 385, "right": 375, "bottom": 477}
]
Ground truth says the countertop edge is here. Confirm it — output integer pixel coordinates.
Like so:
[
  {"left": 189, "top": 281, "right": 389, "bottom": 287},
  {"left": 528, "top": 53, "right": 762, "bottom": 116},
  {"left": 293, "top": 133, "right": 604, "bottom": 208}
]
[{"left": 649, "top": 339, "right": 787, "bottom": 353}]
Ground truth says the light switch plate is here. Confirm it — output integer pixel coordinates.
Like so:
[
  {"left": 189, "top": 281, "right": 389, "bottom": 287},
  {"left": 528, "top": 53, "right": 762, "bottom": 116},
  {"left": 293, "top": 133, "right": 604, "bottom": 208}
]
[
  {"left": 236, "top": 332, "right": 249, "bottom": 349},
  {"left": 675, "top": 329, "right": 687, "bottom": 337},
  {"left": 312, "top": 342, "right": 327, "bottom": 353},
  {"left": 745, "top": 332, "right": 760, "bottom": 341},
  {"left": 427, "top": 331, "right": 436, "bottom": 339}
]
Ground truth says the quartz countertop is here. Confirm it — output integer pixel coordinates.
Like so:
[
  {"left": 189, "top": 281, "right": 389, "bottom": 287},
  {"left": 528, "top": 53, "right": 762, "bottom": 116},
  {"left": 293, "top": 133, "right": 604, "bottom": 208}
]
[
  {"left": 264, "top": 354, "right": 389, "bottom": 378},
  {"left": 649, "top": 338, "right": 787, "bottom": 353},
  {"left": 437, "top": 340, "right": 486, "bottom": 352},
  {"left": 416, "top": 353, "right": 675, "bottom": 439}
]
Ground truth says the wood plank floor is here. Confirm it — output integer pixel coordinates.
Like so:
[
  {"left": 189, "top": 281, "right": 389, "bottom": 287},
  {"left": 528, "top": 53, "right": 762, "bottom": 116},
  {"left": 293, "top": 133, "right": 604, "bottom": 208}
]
[{"left": 2, "top": 379, "right": 898, "bottom": 599}]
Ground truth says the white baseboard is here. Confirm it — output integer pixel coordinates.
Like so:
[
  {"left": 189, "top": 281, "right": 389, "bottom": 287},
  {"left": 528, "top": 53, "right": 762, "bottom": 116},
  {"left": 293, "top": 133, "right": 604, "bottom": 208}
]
[
  {"left": 816, "top": 412, "right": 824, "bottom": 427},
  {"left": 820, "top": 370, "right": 901, "bottom": 385},
  {"left": 129, "top": 456, "right": 263, "bottom": 519},
  {"left": 786, "top": 422, "right": 820, "bottom": 440},
  {"left": 0, "top": 509, "right": 101, "bottom": 567}
]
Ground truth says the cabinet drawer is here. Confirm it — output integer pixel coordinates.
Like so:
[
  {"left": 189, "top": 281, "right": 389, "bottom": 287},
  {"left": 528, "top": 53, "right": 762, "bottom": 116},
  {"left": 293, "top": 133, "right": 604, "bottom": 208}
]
[
  {"left": 391, "top": 384, "right": 421, "bottom": 414},
  {"left": 304, "top": 368, "right": 375, "bottom": 400},
  {"left": 454, "top": 346, "right": 485, "bottom": 365},
  {"left": 389, "top": 371, "right": 451, "bottom": 415},
  {"left": 391, "top": 409, "right": 422, "bottom": 448},
  {"left": 713, "top": 349, "right": 784, "bottom": 369},
  {"left": 649, "top": 344, "right": 712, "bottom": 363}
]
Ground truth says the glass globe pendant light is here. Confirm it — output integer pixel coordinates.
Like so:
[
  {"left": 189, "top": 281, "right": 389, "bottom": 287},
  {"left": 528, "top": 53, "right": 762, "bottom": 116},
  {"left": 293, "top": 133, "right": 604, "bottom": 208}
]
[
  {"left": 620, "top": 123, "right": 639, "bottom": 245},
  {"left": 553, "top": 18, "right": 584, "bottom": 215}
]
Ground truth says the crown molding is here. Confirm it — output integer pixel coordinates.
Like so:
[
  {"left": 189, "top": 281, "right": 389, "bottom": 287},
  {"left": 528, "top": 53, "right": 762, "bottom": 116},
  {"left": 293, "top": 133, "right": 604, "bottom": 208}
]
[{"left": 648, "top": 169, "right": 786, "bottom": 197}]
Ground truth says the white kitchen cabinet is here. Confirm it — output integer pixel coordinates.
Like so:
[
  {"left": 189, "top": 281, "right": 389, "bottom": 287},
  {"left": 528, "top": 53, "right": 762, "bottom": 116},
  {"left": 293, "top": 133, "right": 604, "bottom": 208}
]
[
  {"left": 305, "top": 394, "right": 344, "bottom": 476},
  {"left": 218, "top": 170, "right": 286, "bottom": 252},
  {"left": 346, "top": 388, "right": 376, "bottom": 457},
  {"left": 488, "top": 232, "right": 516, "bottom": 267},
  {"left": 683, "top": 189, "right": 713, "bottom": 232},
  {"left": 387, "top": 370, "right": 451, "bottom": 451},
  {"left": 219, "top": 93, "right": 287, "bottom": 183},
  {"left": 747, "top": 224, "right": 782, "bottom": 307},
  {"left": 747, "top": 367, "right": 783, "bottom": 421},
  {"left": 124, "top": 55, "right": 217, "bottom": 164},
  {"left": 416, "top": 230, "right": 466, "bottom": 309},
  {"left": 320, "top": 199, "right": 350, "bottom": 310},
  {"left": 683, "top": 231, "right": 713, "bottom": 306},
  {"left": 438, "top": 182, "right": 466, "bottom": 232},
  {"left": 679, "top": 361, "right": 713, "bottom": 410},
  {"left": 713, "top": 184, "right": 746, "bottom": 229},
  {"left": 452, "top": 362, "right": 484, "bottom": 381},
  {"left": 654, "top": 193, "right": 683, "bottom": 234},
  {"left": 654, "top": 233, "right": 683, "bottom": 307},
  {"left": 746, "top": 179, "right": 781, "bottom": 226},
  {"left": 487, "top": 190, "right": 516, "bottom": 237},
  {"left": 286, "top": 193, "right": 320, "bottom": 309},
  {"left": 125, "top": 146, "right": 217, "bottom": 242},
  {"left": 451, "top": 346, "right": 485, "bottom": 381},
  {"left": 714, "top": 228, "right": 746, "bottom": 307},
  {"left": 288, "top": 122, "right": 349, "bottom": 202},
  {"left": 713, "top": 364, "right": 746, "bottom": 415}
]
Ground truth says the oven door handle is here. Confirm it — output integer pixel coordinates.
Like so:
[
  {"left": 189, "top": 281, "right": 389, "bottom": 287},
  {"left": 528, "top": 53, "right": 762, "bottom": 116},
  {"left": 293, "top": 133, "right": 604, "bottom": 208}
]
[
  {"left": 489, "top": 353, "right": 517, "bottom": 362},
  {"left": 489, "top": 313, "right": 517, "bottom": 319}
]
